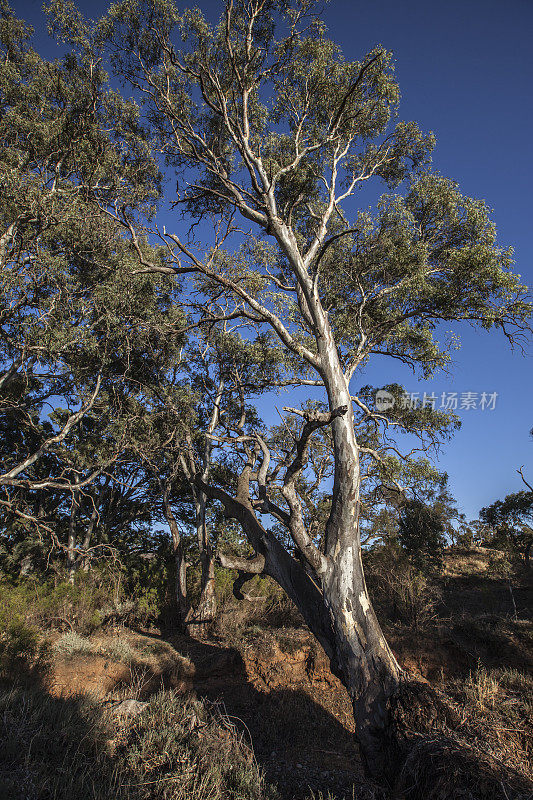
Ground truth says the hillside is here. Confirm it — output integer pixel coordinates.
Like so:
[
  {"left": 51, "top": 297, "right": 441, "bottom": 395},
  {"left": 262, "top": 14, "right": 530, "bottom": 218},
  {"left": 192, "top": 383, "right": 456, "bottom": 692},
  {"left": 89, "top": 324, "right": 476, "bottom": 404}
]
[{"left": 0, "top": 547, "right": 532, "bottom": 800}]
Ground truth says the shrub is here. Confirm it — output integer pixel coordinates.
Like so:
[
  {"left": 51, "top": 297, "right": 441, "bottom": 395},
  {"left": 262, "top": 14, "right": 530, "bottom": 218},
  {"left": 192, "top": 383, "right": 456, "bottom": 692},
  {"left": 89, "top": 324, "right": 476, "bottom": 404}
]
[
  {"left": 365, "top": 547, "right": 441, "bottom": 628},
  {"left": 0, "top": 686, "right": 277, "bottom": 800},
  {"left": 31, "top": 573, "right": 117, "bottom": 633},
  {"left": 99, "top": 639, "right": 138, "bottom": 664},
  {"left": 125, "top": 557, "right": 171, "bottom": 627},
  {"left": 53, "top": 632, "right": 93, "bottom": 658},
  {"left": 0, "top": 573, "right": 117, "bottom": 635},
  {"left": 116, "top": 692, "right": 277, "bottom": 799},
  {"left": 0, "top": 567, "right": 169, "bottom": 638},
  {"left": 485, "top": 551, "right": 514, "bottom": 579},
  {"left": 214, "top": 574, "right": 303, "bottom": 642},
  {"left": 398, "top": 499, "right": 446, "bottom": 574},
  {"left": 0, "top": 582, "right": 45, "bottom": 679},
  {"left": 0, "top": 618, "right": 41, "bottom": 677}
]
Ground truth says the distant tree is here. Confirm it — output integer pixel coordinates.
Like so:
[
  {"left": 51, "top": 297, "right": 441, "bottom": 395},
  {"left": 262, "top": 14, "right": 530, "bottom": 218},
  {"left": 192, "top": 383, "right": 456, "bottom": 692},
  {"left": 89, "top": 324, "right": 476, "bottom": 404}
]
[
  {"left": 454, "top": 518, "right": 492, "bottom": 549},
  {"left": 361, "top": 470, "right": 460, "bottom": 549},
  {"left": 398, "top": 499, "right": 446, "bottom": 573},
  {"left": 480, "top": 492, "right": 533, "bottom": 568}
]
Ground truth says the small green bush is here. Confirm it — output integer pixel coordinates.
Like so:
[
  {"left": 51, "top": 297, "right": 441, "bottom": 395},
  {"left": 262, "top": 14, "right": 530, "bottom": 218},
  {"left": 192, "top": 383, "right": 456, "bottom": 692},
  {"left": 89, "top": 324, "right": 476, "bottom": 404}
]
[
  {"left": 0, "top": 618, "right": 41, "bottom": 677},
  {"left": 0, "top": 573, "right": 117, "bottom": 635},
  {"left": 0, "top": 566, "right": 170, "bottom": 639},
  {"left": 0, "top": 583, "right": 45, "bottom": 678},
  {"left": 125, "top": 558, "right": 171, "bottom": 625},
  {"left": 31, "top": 574, "right": 118, "bottom": 633}
]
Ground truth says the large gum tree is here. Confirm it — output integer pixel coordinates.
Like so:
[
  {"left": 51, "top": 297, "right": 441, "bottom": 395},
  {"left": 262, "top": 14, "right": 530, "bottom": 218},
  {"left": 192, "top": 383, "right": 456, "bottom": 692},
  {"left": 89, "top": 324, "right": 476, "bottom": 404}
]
[{"left": 48, "top": 0, "right": 531, "bottom": 779}]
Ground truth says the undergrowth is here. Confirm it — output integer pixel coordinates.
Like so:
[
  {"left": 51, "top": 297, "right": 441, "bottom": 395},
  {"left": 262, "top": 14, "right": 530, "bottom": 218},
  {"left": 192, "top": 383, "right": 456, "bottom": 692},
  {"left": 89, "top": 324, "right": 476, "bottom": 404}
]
[{"left": 0, "top": 687, "right": 278, "bottom": 800}]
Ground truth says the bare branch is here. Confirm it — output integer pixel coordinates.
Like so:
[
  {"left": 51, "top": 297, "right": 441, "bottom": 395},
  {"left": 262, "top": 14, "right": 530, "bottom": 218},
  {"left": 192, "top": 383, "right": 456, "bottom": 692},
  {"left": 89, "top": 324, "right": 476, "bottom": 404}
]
[
  {"left": 518, "top": 466, "right": 533, "bottom": 492},
  {"left": 281, "top": 406, "right": 348, "bottom": 573},
  {"left": 217, "top": 550, "right": 265, "bottom": 574}
]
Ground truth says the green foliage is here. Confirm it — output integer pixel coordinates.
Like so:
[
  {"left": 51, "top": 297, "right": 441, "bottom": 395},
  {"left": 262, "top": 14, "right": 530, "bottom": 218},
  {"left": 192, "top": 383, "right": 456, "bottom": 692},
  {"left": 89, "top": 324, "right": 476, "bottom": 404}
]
[
  {"left": 0, "top": 618, "right": 41, "bottom": 676},
  {"left": 454, "top": 519, "right": 493, "bottom": 549},
  {"left": 485, "top": 551, "right": 514, "bottom": 579},
  {"left": 123, "top": 541, "right": 175, "bottom": 625},
  {"left": 0, "top": 0, "right": 193, "bottom": 588},
  {"left": 0, "top": 572, "right": 113, "bottom": 634},
  {"left": 398, "top": 499, "right": 447, "bottom": 573},
  {"left": 0, "top": 576, "right": 53, "bottom": 679},
  {"left": 0, "top": 563, "right": 181, "bottom": 642},
  {"left": 127, "top": 578, "right": 167, "bottom": 626},
  {"left": 44, "top": 0, "right": 530, "bottom": 386},
  {"left": 480, "top": 491, "right": 533, "bottom": 564}
]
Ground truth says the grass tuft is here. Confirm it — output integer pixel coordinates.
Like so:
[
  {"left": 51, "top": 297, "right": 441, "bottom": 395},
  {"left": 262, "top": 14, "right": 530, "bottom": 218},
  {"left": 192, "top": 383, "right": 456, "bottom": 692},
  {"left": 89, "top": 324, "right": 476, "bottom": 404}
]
[
  {"left": 464, "top": 665, "right": 500, "bottom": 710},
  {"left": 53, "top": 631, "right": 94, "bottom": 658}
]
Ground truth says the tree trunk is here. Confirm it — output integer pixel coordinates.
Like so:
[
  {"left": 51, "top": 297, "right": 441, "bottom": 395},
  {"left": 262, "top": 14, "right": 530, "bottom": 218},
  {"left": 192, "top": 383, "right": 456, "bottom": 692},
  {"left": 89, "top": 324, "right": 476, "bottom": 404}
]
[
  {"left": 67, "top": 477, "right": 80, "bottom": 584},
  {"left": 162, "top": 486, "right": 189, "bottom": 630},
  {"left": 81, "top": 503, "right": 98, "bottom": 572},
  {"left": 322, "top": 556, "right": 401, "bottom": 777},
  {"left": 524, "top": 538, "right": 532, "bottom": 569},
  {"left": 198, "top": 469, "right": 401, "bottom": 779},
  {"left": 193, "top": 234, "right": 402, "bottom": 772},
  {"left": 314, "top": 316, "right": 402, "bottom": 775},
  {"left": 193, "top": 547, "right": 217, "bottom": 629},
  {"left": 81, "top": 479, "right": 108, "bottom": 572},
  {"left": 188, "top": 492, "right": 217, "bottom": 638},
  {"left": 174, "top": 539, "right": 189, "bottom": 625},
  {"left": 187, "top": 377, "right": 224, "bottom": 638}
]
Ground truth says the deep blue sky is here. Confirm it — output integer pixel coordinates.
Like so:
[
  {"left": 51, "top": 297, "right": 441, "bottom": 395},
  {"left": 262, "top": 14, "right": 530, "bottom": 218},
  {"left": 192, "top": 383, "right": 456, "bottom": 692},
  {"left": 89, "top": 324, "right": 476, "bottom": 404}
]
[{"left": 15, "top": 0, "right": 533, "bottom": 520}]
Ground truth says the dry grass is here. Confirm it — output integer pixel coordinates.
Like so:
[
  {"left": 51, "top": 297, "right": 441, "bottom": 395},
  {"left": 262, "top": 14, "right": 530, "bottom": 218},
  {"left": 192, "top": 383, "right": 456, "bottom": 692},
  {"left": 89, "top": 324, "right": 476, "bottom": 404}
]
[
  {"left": 464, "top": 665, "right": 500, "bottom": 710},
  {"left": 53, "top": 631, "right": 94, "bottom": 658},
  {"left": 392, "top": 678, "right": 533, "bottom": 800},
  {"left": 1, "top": 547, "right": 531, "bottom": 800},
  {"left": 98, "top": 638, "right": 139, "bottom": 664},
  {"left": 116, "top": 691, "right": 278, "bottom": 800},
  {"left": 0, "top": 686, "right": 278, "bottom": 800},
  {"left": 444, "top": 546, "right": 506, "bottom": 578}
]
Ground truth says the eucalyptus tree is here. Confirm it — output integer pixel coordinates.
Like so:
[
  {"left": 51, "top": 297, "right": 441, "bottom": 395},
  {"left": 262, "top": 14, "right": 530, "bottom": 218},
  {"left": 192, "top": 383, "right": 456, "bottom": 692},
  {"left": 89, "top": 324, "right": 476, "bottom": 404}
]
[
  {"left": 0, "top": 4, "right": 117, "bottom": 548},
  {"left": 481, "top": 491, "right": 533, "bottom": 568},
  {"left": 134, "top": 326, "right": 285, "bottom": 634},
  {"left": 0, "top": 4, "right": 191, "bottom": 580},
  {"left": 48, "top": 0, "right": 532, "bottom": 777},
  {"left": 0, "top": 18, "right": 101, "bottom": 531}
]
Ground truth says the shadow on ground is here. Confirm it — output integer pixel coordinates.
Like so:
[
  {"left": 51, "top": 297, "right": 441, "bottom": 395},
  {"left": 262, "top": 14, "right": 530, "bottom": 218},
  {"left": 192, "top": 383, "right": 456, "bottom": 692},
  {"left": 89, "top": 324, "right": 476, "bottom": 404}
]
[
  {"left": 0, "top": 680, "right": 118, "bottom": 800},
  {"left": 162, "top": 634, "right": 371, "bottom": 800}
]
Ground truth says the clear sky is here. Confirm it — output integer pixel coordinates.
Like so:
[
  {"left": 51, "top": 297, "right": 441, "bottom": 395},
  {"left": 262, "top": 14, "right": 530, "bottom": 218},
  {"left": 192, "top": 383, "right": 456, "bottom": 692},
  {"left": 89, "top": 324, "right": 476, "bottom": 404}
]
[{"left": 15, "top": 0, "right": 533, "bottom": 520}]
